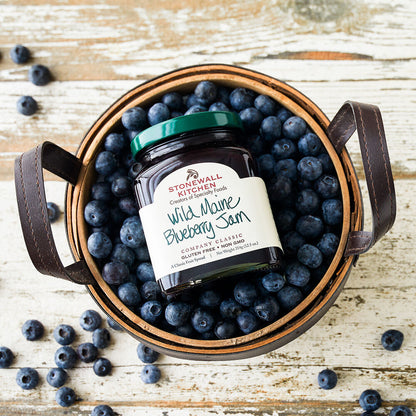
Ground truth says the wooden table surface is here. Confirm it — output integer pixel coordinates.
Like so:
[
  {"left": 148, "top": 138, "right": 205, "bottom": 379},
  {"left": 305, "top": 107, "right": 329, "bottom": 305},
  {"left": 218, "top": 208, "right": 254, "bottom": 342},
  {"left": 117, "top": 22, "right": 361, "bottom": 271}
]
[{"left": 1, "top": 1, "right": 415, "bottom": 415}]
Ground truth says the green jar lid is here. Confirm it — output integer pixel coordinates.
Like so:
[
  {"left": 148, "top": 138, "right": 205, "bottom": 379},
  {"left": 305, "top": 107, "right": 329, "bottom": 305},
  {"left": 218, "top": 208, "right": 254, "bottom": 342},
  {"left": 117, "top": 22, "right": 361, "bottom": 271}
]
[{"left": 130, "top": 111, "right": 243, "bottom": 159}]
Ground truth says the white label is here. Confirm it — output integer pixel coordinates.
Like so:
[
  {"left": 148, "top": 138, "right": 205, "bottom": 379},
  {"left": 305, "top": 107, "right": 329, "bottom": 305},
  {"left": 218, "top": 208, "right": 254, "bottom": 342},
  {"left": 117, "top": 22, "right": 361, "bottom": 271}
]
[{"left": 139, "top": 162, "right": 281, "bottom": 280}]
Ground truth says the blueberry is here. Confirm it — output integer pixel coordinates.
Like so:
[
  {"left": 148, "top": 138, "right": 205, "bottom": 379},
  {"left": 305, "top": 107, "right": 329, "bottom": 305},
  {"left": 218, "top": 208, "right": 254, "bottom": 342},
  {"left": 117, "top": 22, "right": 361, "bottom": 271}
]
[
  {"left": 296, "top": 178, "right": 313, "bottom": 191},
  {"left": 0, "top": 346, "right": 14, "bottom": 368},
  {"left": 22, "top": 319, "right": 44, "bottom": 341},
  {"left": 282, "top": 231, "right": 306, "bottom": 256},
  {"left": 245, "top": 134, "right": 266, "bottom": 157},
  {"left": 297, "top": 244, "right": 323, "bottom": 269},
  {"left": 296, "top": 215, "right": 324, "bottom": 239},
  {"left": 359, "top": 389, "right": 382, "bottom": 411},
  {"left": 93, "top": 357, "right": 112, "bottom": 377},
  {"left": 273, "top": 158, "right": 297, "bottom": 181},
  {"left": 111, "top": 243, "right": 135, "bottom": 268},
  {"left": 271, "top": 138, "right": 297, "bottom": 160},
  {"left": 162, "top": 92, "right": 183, "bottom": 111},
  {"left": 122, "top": 106, "right": 147, "bottom": 131},
  {"left": 141, "top": 364, "right": 161, "bottom": 384},
  {"left": 47, "top": 202, "right": 60, "bottom": 223},
  {"left": 381, "top": 329, "right": 404, "bottom": 351},
  {"left": 28, "top": 64, "right": 51, "bottom": 86},
  {"left": 214, "top": 321, "right": 237, "bottom": 339},
  {"left": 268, "top": 175, "right": 293, "bottom": 204},
  {"left": 253, "top": 296, "right": 280, "bottom": 322},
  {"left": 260, "top": 116, "right": 282, "bottom": 142},
  {"left": 257, "top": 153, "right": 275, "bottom": 179},
  {"left": 55, "top": 346, "right": 77, "bottom": 369},
  {"left": 104, "top": 132, "right": 125, "bottom": 154},
  {"left": 105, "top": 167, "right": 127, "bottom": 184},
  {"left": 16, "top": 96, "right": 38, "bottom": 116},
  {"left": 55, "top": 386, "right": 76, "bottom": 407},
  {"left": 95, "top": 151, "right": 118, "bottom": 176},
  {"left": 194, "top": 81, "right": 217, "bottom": 106},
  {"left": 140, "top": 300, "right": 163, "bottom": 324},
  {"left": 148, "top": 103, "right": 170, "bottom": 125},
  {"left": 282, "top": 116, "right": 307, "bottom": 139},
  {"left": 286, "top": 261, "right": 311, "bottom": 287},
  {"left": 275, "top": 209, "right": 297, "bottom": 234},
  {"left": 175, "top": 323, "right": 195, "bottom": 337},
  {"left": 107, "top": 316, "right": 123, "bottom": 331},
  {"left": 137, "top": 343, "right": 159, "bottom": 363},
  {"left": 216, "top": 86, "right": 231, "bottom": 105},
  {"left": 111, "top": 176, "right": 131, "bottom": 198},
  {"left": 140, "top": 281, "right": 160, "bottom": 301},
  {"left": 295, "top": 189, "right": 320, "bottom": 215},
  {"left": 229, "top": 88, "right": 255, "bottom": 111},
  {"left": 317, "top": 233, "right": 339, "bottom": 257},
  {"left": 136, "top": 262, "right": 155, "bottom": 282},
  {"left": 118, "top": 282, "right": 141, "bottom": 306},
  {"left": 135, "top": 246, "right": 151, "bottom": 262},
  {"left": 46, "top": 367, "right": 68, "bottom": 388},
  {"left": 209, "top": 102, "right": 229, "bottom": 112},
  {"left": 199, "top": 290, "right": 221, "bottom": 309},
  {"left": 276, "top": 107, "right": 292, "bottom": 123},
  {"left": 10, "top": 44, "right": 30, "bottom": 64},
  {"left": 93, "top": 328, "right": 111, "bottom": 349},
  {"left": 236, "top": 310, "right": 258, "bottom": 334},
  {"left": 318, "top": 153, "right": 335, "bottom": 173},
  {"left": 102, "top": 261, "right": 129, "bottom": 285},
  {"left": 84, "top": 200, "right": 110, "bottom": 227},
  {"left": 120, "top": 219, "right": 145, "bottom": 248},
  {"left": 92, "top": 404, "right": 115, "bottom": 416},
  {"left": 298, "top": 133, "right": 323, "bottom": 156},
  {"left": 219, "top": 298, "right": 243, "bottom": 319},
  {"left": 239, "top": 107, "right": 263, "bottom": 131},
  {"left": 88, "top": 231, "right": 112, "bottom": 259},
  {"left": 185, "top": 94, "right": 201, "bottom": 108},
  {"left": 390, "top": 405, "right": 412, "bottom": 416},
  {"left": 119, "top": 196, "right": 138, "bottom": 216},
  {"left": 317, "top": 369, "right": 337, "bottom": 390},
  {"left": 276, "top": 286, "right": 304, "bottom": 310},
  {"left": 315, "top": 174, "right": 340, "bottom": 200},
  {"left": 234, "top": 280, "right": 258, "bottom": 307},
  {"left": 121, "top": 150, "right": 136, "bottom": 169},
  {"left": 321, "top": 199, "right": 343, "bottom": 225},
  {"left": 297, "top": 156, "right": 323, "bottom": 181},
  {"left": 261, "top": 272, "right": 285, "bottom": 293},
  {"left": 53, "top": 324, "right": 76, "bottom": 346},
  {"left": 254, "top": 94, "right": 277, "bottom": 116},
  {"left": 185, "top": 104, "right": 208, "bottom": 115},
  {"left": 191, "top": 308, "right": 215, "bottom": 333},
  {"left": 80, "top": 310, "right": 102, "bottom": 332},
  {"left": 124, "top": 129, "right": 141, "bottom": 143},
  {"left": 165, "top": 302, "right": 191, "bottom": 327},
  {"left": 16, "top": 367, "right": 39, "bottom": 390},
  {"left": 91, "top": 182, "right": 112, "bottom": 202},
  {"left": 77, "top": 342, "right": 98, "bottom": 363}
]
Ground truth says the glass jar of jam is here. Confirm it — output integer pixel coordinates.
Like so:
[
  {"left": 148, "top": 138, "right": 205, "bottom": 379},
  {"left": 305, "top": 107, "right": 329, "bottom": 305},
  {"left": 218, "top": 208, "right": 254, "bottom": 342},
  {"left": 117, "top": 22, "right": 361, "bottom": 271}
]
[{"left": 131, "top": 111, "right": 284, "bottom": 294}]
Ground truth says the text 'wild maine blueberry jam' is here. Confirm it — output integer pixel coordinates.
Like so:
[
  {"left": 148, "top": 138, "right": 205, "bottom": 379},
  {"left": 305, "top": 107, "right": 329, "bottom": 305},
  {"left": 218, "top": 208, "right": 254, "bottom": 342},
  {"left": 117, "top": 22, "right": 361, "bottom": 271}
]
[{"left": 131, "top": 111, "right": 284, "bottom": 294}]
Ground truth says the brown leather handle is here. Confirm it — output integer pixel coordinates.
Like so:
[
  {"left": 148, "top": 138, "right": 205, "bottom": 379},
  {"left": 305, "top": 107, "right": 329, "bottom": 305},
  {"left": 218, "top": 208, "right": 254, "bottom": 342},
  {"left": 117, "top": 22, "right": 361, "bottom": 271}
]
[
  {"left": 327, "top": 101, "right": 396, "bottom": 256},
  {"left": 14, "top": 141, "right": 94, "bottom": 285}
]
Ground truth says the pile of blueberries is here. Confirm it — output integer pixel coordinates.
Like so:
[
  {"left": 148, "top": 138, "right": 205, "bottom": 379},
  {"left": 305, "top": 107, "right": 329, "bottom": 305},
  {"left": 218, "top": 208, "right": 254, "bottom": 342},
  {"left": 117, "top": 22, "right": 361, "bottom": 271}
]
[{"left": 84, "top": 80, "right": 344, "bottom": 340}]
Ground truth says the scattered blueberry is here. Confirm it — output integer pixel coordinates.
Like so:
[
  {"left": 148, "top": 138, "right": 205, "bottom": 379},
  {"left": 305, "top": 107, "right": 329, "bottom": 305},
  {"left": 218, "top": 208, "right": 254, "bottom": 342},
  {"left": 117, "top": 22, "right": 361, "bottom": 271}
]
[
  {"left": 53, "top": 324, "right": 76, "bottom": 346},
  {"left": 137, "top": 343, "right": 159, "bottom": 363},
  {"left": 77, "top": 342, "right": 98, "bottom": 363},
  {"left": 46, "top": 367, "right": 68, "bottom": 388},
  {"left": 0, "top": 346, "right": 14, "bottom": 368},
  {"left": 47, "top": 202, "right": 60, "bottom": 223},
  {"left": 22, "top": 319, "right": 44, "bottom": 341},
  {"left": 16, "top": 367, "right": 39, "bottom": 390},
  {"left": 55, "top": 386, "right": 76, "bottom": 407},
  {"left": 80, "top": 310, "right": 102, "bottom": 332},
  {"left": 141, "top": 364, "right": 161, "bottom": 384},
  {"left": 16, "top": 96, "right": 38, "bottom": 116},
  {"left": 93, "top": 328, "right": 111, "bottom": 349},
  {"left": 359, "top": 389, "right": 382, "bottom": 412},
  {"left": 92, "top": 404, "right": 115, "bottom": 416},
  {"left": 10, "top": 44, "right": 30, "bottom": 64},
  {"left": 93, "top": 357, "right": 112, "bottom": 377},
  {"left": 317, "top": 369, "right": 337, "bottom": 390},
  {"left": 28, "top": 64, "right": 51, "bottom": 86},
  {"left": 55, "top": 346, "right": 78, "bottom": 369},
  {"left": 390, "top": 405, "right": 412, "bottom": 416},
  {"left": 381, "top": 329, "right": 404, "bottom": 351}
]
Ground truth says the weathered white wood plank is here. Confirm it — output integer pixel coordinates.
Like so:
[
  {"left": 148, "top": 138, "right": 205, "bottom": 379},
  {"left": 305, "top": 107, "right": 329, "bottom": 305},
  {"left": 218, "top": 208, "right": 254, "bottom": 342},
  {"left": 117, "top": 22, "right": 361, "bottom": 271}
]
[
  {"left": 0, "top": 78, "right": 415, "bottom": 179},
  {"left": 0, "top": 179, "right": 414, "bottom": 414}
]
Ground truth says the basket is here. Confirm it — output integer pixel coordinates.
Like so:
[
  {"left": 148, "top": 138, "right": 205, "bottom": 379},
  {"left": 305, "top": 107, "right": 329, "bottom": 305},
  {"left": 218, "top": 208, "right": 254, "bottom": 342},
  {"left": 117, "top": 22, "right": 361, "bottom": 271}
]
[{"left": 14, "top": 64, "right": 396, "bottom": 360}]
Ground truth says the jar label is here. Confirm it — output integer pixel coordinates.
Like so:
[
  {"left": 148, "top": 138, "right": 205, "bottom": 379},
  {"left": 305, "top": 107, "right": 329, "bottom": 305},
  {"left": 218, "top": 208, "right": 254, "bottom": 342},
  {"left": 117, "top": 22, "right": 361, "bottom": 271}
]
[{"left": 139, "top": 162, "right": 281, "bottom": 280}]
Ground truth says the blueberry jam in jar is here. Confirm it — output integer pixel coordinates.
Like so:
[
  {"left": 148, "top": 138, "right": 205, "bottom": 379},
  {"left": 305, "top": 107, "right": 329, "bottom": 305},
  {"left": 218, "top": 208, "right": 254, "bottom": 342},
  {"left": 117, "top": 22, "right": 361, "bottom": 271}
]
[{"left": 131, "top": 111, "right": 284, "bottom": 294}]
